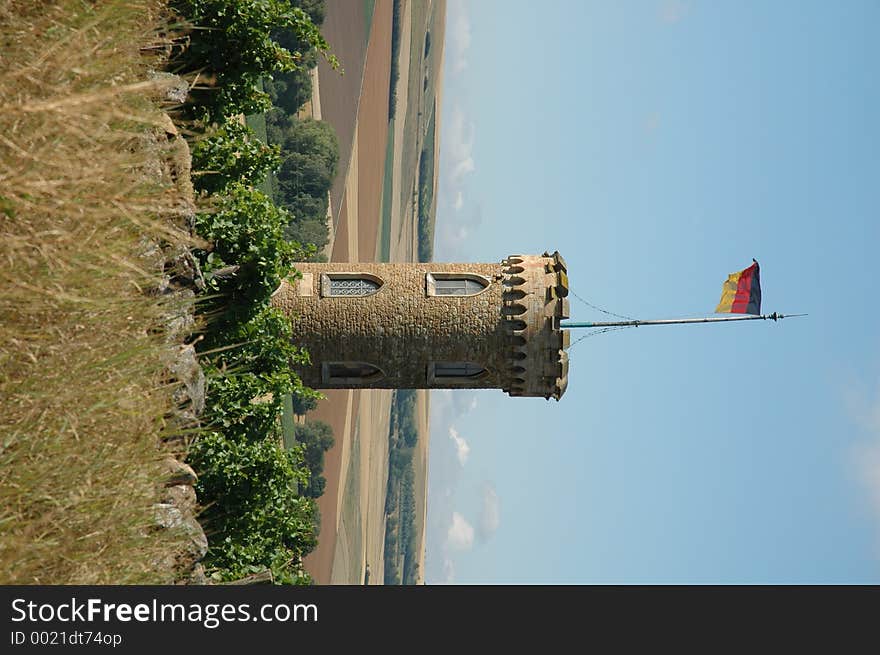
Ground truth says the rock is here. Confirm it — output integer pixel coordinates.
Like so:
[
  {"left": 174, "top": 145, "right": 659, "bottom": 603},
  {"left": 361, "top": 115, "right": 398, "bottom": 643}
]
[
  {"left": 165, "top": 247, "right": 206, "bottom": 292},
  {"left": 163, "top": 456, "right": 197, "bottom": 487},
  {"left": 154, "top": 503, "right": 208, "bottom": 562},
  {"left": 137, "top": 236, "right": 166, "bottom": 275},
  {"left": 168, "top": 344, "right": 206, "bottom": 417},
  {"left": 150, "top": 71, "right": 190, "bottom": 105},
  {"left": 205, "top": 264, "right": 239, "bottom": 282},
  {"left": 162, "top": 288, "right": 195, "bottom": 343},
  {"left": 158, "top": 112, "right": 178, "bottom": 138},
  {"left": 184, "top": 563, "right": 209, "bottom": 585},
  {"left": 162, "top": 483, "right": 197, "bottom": 513}
]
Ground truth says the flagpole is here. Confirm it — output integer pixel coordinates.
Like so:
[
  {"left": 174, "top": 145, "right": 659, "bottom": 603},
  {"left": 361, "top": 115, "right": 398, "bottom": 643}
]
[{"left": 560, "top": 312, "right": 806, "bottom": 329}]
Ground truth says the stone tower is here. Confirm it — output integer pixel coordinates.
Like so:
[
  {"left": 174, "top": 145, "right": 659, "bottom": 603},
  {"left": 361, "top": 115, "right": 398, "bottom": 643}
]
[{"left": 269, "top": 252, "right": 571, "bottom": 400}]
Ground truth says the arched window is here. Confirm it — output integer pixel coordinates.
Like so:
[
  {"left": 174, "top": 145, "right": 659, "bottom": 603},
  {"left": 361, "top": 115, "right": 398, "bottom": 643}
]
[
  {"left": 321, "top": 273, "right": 384, "bottom": 297},
  {"left": 322, "top": 361, "right": 385, "bottom": 384},
  {"left": 428, "top": 361, "right": 488, "bottom": 384},
  {"left": 426, "top": 273, "right": 490, "bottom": 297}
]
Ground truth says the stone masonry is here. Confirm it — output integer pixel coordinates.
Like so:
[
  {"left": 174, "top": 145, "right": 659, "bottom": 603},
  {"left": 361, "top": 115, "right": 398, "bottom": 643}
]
[{"left": 269, "top": 252, "right": 571, "bottom": 399}]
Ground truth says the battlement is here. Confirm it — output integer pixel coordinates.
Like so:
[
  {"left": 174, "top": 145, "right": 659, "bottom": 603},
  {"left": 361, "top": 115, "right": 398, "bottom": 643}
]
[{"left": 500, "top": 252, "right": 570, "bottom": 400}]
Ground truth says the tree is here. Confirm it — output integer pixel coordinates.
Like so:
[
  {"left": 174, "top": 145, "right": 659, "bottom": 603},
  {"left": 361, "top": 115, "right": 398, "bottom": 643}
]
[
  {"left": 294, "top": 420, "right": 334, "bottom": 498},
  {"left": 285, "top": 218, "right": 328, "bottom": 250},
  {"left": 278, "top": 152, "right": 334, "bottom": 200},
  {"left": 170, "top": 0, "right": 336, "bottom": 119},
  {"left": 285, "top": 193, "right": 328, "bottom": 224},
  {"left": 264, "top": 68, "right": 314, "bottom": 116},
  {"left": 280, "top": 119, "right": 338, "bottom": 170},
  {"left": 291, "top": 389, "right": 319, "bottom": 415}
]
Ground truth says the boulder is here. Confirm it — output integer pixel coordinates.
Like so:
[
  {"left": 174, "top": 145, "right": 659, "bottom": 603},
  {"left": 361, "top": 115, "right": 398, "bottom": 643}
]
[
  {"left": 162, "top": 456, "right": 197, "bottom": 487},
  {"left": 168, "top": 344, "right": 205, "bottom": 417}
]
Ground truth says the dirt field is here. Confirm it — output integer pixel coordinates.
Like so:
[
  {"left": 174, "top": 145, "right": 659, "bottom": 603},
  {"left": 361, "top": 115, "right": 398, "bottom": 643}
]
[
  {"left": 303, "top": 0, "right": 394, "bottom": 585},
  {"left": 302, "top": 389, "right": 356, "bottom": 584},
  {"left": 388, "top": 1, "right": 413, "bottom": 262},
  {"left": 318, "top": 0, "right": 370, "bottom": 221},
  {"left": 413, "top": 389, "right": 431, "bottom": 583},
  {"left": 355, "top": 7, "right": 392, "bottom": 261}
]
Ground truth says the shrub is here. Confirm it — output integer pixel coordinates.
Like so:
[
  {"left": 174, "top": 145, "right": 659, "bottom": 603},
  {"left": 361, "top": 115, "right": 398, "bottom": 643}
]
[
  {"left": 191, "top": 121, "right": 281, "bottom": 195},
  {"left": 171, "top": 0, "right": 336, "bottom": 119},
  {"left": 198, "top": 306, "right": 310, "bottom": 441},
  {"left": 188, "top": 431, "right": 317, "bottom": 583},
  {"left": 264, "top": 70, "right": 314, "bottom": 117},
  {"left": 295, "top": 420, "right": 334, "bottom": 498},
  {"left": 194, "top": 183, "right": 296, "bottom": 311}
]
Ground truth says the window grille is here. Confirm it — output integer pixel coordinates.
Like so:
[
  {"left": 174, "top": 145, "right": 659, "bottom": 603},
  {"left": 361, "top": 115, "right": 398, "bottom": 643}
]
[{"left": 327, "top": 277, "right": 380, "bottom": 296}]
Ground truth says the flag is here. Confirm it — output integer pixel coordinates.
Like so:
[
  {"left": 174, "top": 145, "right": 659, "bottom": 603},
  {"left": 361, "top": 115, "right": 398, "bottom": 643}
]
[{"left": 716, "top": 259, "right": 761, "bottom": 315}]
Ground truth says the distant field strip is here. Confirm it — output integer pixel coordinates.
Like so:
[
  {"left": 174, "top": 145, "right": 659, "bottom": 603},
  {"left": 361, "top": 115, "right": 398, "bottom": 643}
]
[
  {"left": 245, "top": 109, "right": 278, "bottom": 198},
  {"left": 379, "top": 124, "right": 395, "bottom": 262},
  {"left": 417, "top": 104, "right": 436, "bottom": 262}
]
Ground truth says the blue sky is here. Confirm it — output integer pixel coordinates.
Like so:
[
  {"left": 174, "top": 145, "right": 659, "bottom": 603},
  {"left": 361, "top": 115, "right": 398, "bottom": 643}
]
[{"left": 425, "top": 0, "right": 880, "bottom": 583}]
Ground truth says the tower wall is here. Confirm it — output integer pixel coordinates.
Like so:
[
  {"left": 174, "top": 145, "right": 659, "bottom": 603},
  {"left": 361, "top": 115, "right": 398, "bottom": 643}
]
[{"left": 269, "top": 253, "right": 570, "bottom": 399}]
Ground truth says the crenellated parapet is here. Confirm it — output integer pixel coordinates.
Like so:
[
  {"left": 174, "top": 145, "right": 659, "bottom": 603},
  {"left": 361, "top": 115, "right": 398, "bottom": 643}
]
[{"left": 499, "top": 251, "right": 570, "bottom": 400}]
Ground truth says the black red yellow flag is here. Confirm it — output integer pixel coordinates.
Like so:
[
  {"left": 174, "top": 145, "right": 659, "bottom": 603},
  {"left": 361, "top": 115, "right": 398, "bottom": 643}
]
[{"left": 716, "top": 260, "right": 761, "bottom": 315}]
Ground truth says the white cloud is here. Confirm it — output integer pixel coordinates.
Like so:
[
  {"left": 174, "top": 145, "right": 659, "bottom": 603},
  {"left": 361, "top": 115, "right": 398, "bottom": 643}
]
[
  {"left": 448, "top": 426, "right": 471, "bottom": 466},
  {"left": 446, "top": 512, "right": 475, "bottom": 551},
  {"left": 847, "top": 378, "right": 880, "bottom": 519},
  {"left": 448, "top": 0, "right": 472, "bottom": 73},
  {"left": 424, "top": 391, "right": 482, "bottom": 582},
  {"left": 442, "top": 557, "right": 456, "bottom": 583},
  {"left": 477, "top": 483, "right": 500, "bottom": 542},
  {"left": 450, "top": 156, "right": 475, "bottom": 183},
  {"left": 444, "top": 106, "right": 476, "bottom": 185},
  {"left": 436, "top": 104, "right": 479, "bottom": 255},
  {"left": 857, "top": 443, "right": 880, "bottom": 517},
  {"left": 660, "top": 0, "right": 689, "bottom": 24}
]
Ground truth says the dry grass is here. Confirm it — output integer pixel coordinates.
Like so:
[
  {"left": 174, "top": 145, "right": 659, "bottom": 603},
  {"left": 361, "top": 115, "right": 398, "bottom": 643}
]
[{"left": 0, "top": 0, "right": 196, "bottom": 583}]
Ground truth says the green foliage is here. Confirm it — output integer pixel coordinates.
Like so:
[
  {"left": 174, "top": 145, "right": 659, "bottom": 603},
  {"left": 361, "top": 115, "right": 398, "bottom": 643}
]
[
  {"left": 394, "top": 389, "right": 418, "bottom": 447},
  {"left": 283, "top": 192, "right": 327, "bottom": 226},
  {"left": 191, "top": 121, "right": 281, "bottom": 195},
  {"left": 279, "top": 150, "right": 335, "bottom": 199},
  {"left": 278, "top": 118, "right": 339, "bottom": 177},
  {"left": 388, "top": 0, "right": 402, "bottom": 119},
  {"left": 188, "top": 431, "right": 317, "bottom": 584},
  {"left": 206, "top": 305, "right": 308, "bottom": 374},
  {"left": 191, "top": 304, "right": 324, "bottom": 583},
  {"left": 267, "top": 0, "right": 327, "bottom": 116},
  {"left": 194, "top": 183, "right": 296, "bottom": 311},
  {"left": 267, "top": 117, "right": 339, "bottom": 252},
  {"left": 264, "top": 70, "right": 313, "bottom": 116},
  {"left": 188, "top": 180, "right": 326, "bottom": 585},
  {"left": 291, "top": 388, "right": 320, "bottom": 415},
  {"left": 171, "top": 0, "right": 337, "bottom": 119},
  {"left": 199, "top": 305, "right": 310, "bottom": 438},
  {"left": 383, "top": 389, "right": 421, "bottom": 583},
  {"left": 417, "top": 107, "right": 436, "bottom": 262},
  {"left": 295, "top": 420, "right": 334, "bottom": 498}
]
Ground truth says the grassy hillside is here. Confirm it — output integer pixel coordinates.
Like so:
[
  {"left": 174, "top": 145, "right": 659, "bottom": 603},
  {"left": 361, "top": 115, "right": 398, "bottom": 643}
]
[{"left": 0, "top": 0, "right": 193, "bottom": 583}]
